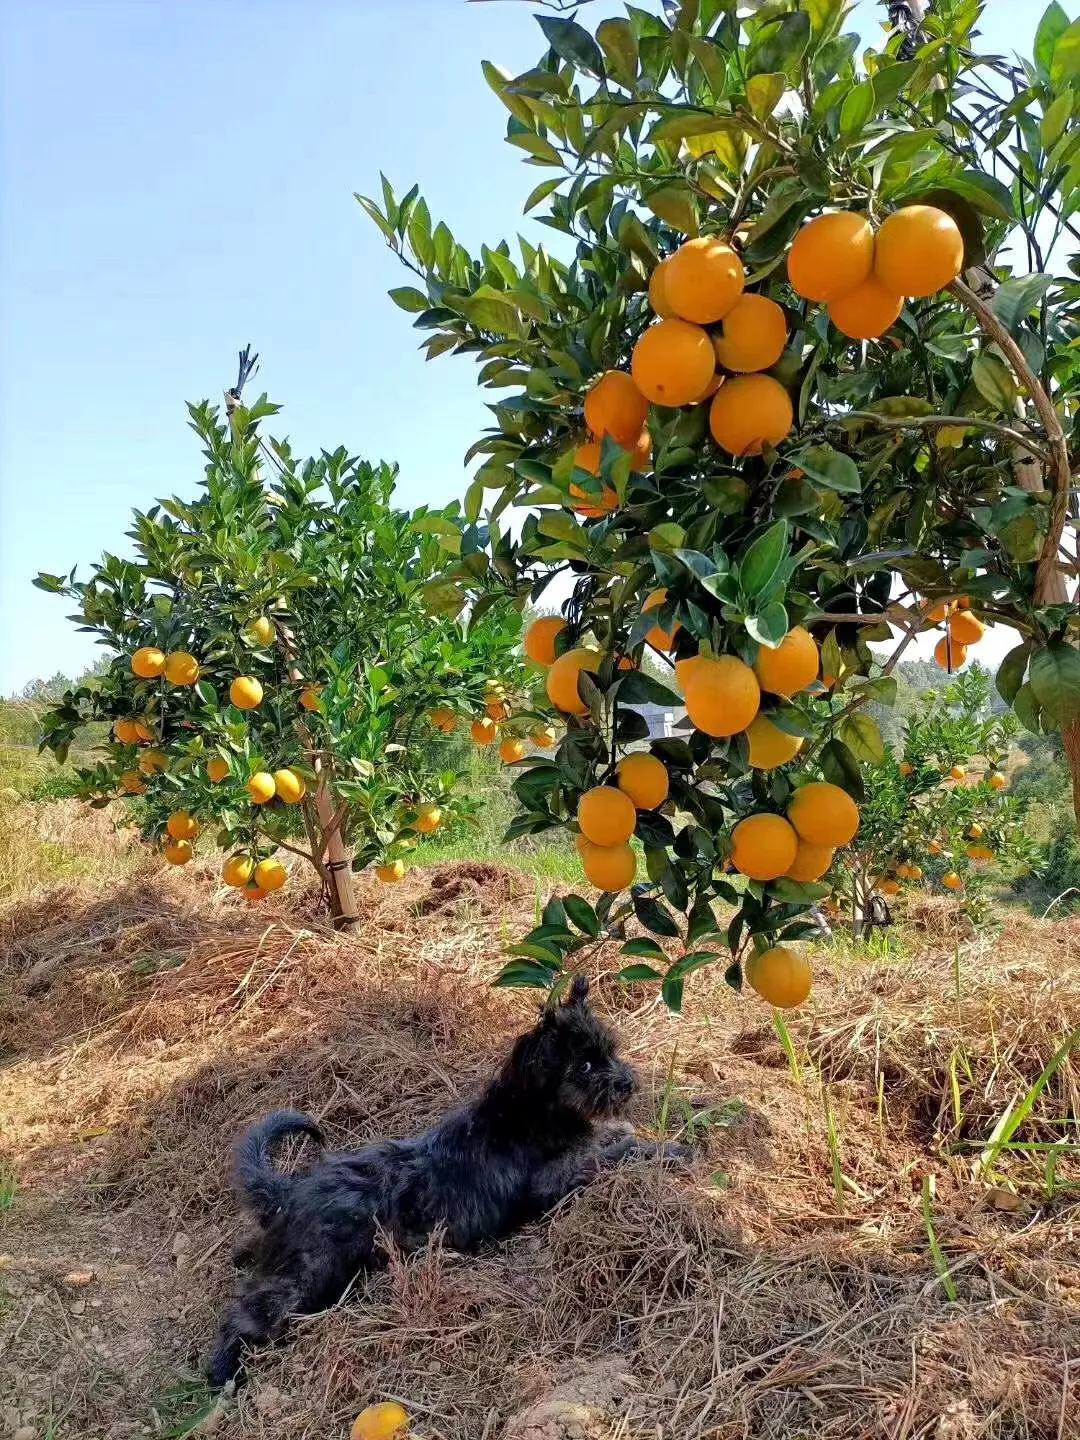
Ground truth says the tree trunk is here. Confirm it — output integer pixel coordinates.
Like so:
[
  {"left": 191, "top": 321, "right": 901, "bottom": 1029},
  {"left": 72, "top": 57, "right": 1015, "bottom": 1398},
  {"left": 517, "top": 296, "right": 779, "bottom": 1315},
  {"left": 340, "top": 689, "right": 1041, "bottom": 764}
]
[{"left": 313, "top": 771, "right": 359, "bottom": 931}]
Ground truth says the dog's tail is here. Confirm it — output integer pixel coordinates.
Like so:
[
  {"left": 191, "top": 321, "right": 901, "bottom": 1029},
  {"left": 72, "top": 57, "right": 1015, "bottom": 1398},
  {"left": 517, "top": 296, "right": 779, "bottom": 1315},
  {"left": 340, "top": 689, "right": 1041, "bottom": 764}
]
[{"left": 232, "top": 1110, "right": 324, "bottom": 1223}]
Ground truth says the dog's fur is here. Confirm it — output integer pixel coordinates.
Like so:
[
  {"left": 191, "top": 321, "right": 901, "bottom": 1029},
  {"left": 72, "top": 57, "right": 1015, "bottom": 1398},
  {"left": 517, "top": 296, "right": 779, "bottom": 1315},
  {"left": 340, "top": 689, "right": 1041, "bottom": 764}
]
[{"left": 207, "top": 977, "right": 685, "bottom": 1385}]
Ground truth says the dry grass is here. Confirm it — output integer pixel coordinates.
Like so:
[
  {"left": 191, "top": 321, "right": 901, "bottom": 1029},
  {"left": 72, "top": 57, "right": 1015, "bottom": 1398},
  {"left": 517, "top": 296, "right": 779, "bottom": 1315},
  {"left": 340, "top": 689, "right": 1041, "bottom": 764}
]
[{"left": 1, "top": 835, "right": 1078, "bottom": 1440}]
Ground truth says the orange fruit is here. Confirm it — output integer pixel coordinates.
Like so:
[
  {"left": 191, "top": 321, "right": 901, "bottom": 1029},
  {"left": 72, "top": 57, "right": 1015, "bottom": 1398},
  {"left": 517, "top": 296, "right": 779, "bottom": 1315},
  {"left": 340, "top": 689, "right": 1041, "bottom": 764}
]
[
  {"left": 376, "top": 860, "right": 406, "bottom": 884},
  {"left": 934, "top": 636, "right": 968, "bottom": 671},
  {"left": 531, "top": 725, "right": 557, "bottom": 749},
  {"left": 579, "top": 838, "right": 637, "bottom": 892},
  {"left": 546, "top": 648, "right": 601, "bottom": 716},
  {"left": 164, "top": 651, "right": 200, "bottom": 686},
  {"left": 942, "top": 871, "right": 963, "bottom": 891},
  {"left": 247, "top": 772, "right": 276, "bottom": 804},
  {"left": 664, "top": 235, "right": 745, "bottom": 324},
  {"left": 131, "top": 646, "right": 166, "bottom": 679},
  {"left": 133, "top": 720, "right": 154, "bottom": 742},
  {"left": 584, "top": 370, "right": 649, "bottom": 448},
  {"left": 569, "top": 442, "right": 616, "bottom": 517},
  {"left": 114, "top": 718, "right": 141, "bottom": 745},
  {"left": 907, "top": 864, "right": 924, "bottom": 880},
  {"left": 631, "top": 318, "right": 716, "bottom": 407},
  {"left": 206, "top": 756, "right": 230, "bottom": 784},
  {"left": 648, "top": 258, "right": 675, "bottom": 317},
  {"left": 949, "top": 611, "right": 985, "bottom": 645},
  {"left": 753, "top": 626, "right": 819, "bottom": 698},
  {"left": 166, "top": 810, "right": 198, "bottom": 841},
  {"left": 230, "top": 675, "right": 264, "bottom": 710},
  {"left": 137, "top": 749, "right": 168, "bottom": 775},
  {"left": 499, "top": 737, "right": 526, "bottom": 764},
  {"left": 878, "top": 878, "right": 901, "bottom": 896},
  {"left": 428, "top": 707, "right": 457, "bottom": 733},
  {"left": 787, "top": 782, "right": 860, "bottom": 847},
  {"left": 273, "top": 768, "right": 306, "bottom": 804},
  {"left": 577, "top": 785, "right": 637, "bottom": 847},
  {"left": 746, "top": 714, "right": 803, "bottom": 770},
  {"left": 471, "top": 716, "right": 498, "bottom": 745},
  {"left": 924, "top": 598, "right": 953, "bottom": 624},
  {"left": 674, "top": 654, "right": 711, "bottom": 690},
  {"left": 243, "top": 885, "right": 268, "bottom": 904},
  {"left": 222, "top": 854, "right": 255, "bottom": 888},
  {"left": 629, "top": 428, "right": 652, "bottom": 473},
  {"left": 245, "top": 616, "right": 274, "bottom": 646},
  {"left": 745, "top": 945, "right": 811, "bottom": 1008},
  {"left": 642, "top": 587, "right": 679, "bottom": 651},
  {"left": 874, "top": 205, "right": 964, "bottom": 298},
  {"left": 712, "top": 294, "right": 787, "bottom": 373},
  {"left": 299, "top": 686, "right": 322, "bottom": 711},
  {"left": 967, "top": 844, "right": 994, "bottom": 861},
  {"left": 928, "top": 839, "right": 944, "bottom": 855},
  {"left": 684, "top": 655, "right": 760, "bottom": 737},
  {"left": 413, "top": 803, "right": 443, "bottom": 834},
  {"left": 827, "top": 276, "right": 903, "bottom": 340},
  {"left": 695, "top": 373, "right": 722, "bottom": 401},
  {"left": 899, "top": 761, "right": 914, "bottom": 776},
  {"left": 788, "top": 212, "right": 874, "bottom": 302},
  {"left": 254, "top": 857, "right": 287, "bottom": 892},
  {"left": 163, "top": 839, "right": 194, "bottom": 866},
  {"left": 486, "top": 700, "right": 510, "bottom": 722},
  {"left": 524, "top": 616, "right": 567, "bottom": 667},
  {"left": 730, "top": 813, "right": 799, "bottom": 881},
  {"left": 709, "top": 374, "right": 793, "bottom": 456},
  {"left": 785, "top": 839, "right": 834, "bottom": 882},
  {"left": 949, "top": 765, "right": 966, "bottom": 782},
  {"left": 967, "top": 822, "right": 984, "bottom": 838},
  {"left": 988, "top": 771, "right": 1008, "bottom": 791},
  {"left": 616, "top": 752, "right": 669, "bottom": 810}
]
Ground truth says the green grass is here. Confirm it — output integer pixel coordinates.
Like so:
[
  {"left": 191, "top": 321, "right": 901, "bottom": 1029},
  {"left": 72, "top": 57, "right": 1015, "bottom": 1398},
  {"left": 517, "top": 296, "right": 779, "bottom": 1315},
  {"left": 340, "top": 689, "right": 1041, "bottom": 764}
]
[{"left": 0, "top": 1162, "right": 16, "bottom": 1212}]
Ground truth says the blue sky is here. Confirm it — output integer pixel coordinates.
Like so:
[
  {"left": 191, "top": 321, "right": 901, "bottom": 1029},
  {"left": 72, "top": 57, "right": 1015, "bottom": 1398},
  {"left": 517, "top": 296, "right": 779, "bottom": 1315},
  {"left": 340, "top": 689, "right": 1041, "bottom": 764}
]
[{"left": 0, "top": 0, "right": 1061, "bottom": 693}]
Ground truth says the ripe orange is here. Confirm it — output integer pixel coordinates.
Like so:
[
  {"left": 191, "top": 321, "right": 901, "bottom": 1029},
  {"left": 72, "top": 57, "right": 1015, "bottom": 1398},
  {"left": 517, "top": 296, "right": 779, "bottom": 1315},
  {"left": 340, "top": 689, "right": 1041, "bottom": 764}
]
[
  {"left": 579, "top": 838, "right": 637, "bottom": 892},
  {"left": 524, "top": 616, "right": 567, "bottom": 667},
  {"left": 546, "top": 648, "right": 601, "bottom": 715},
  {"left": 684, "top": 655, "right": 761, "bottom": 737},
  {"left": 254, "top": 857, "right": 287, "bottom": 892},
  {"left": 948, "top": 765, "right": 966, "bottom": 782},
  {"left": 787, "top": 212, "right": 874, "bottom": 302},
  {"left": 222, "top": 854, "right": 255, "bottom": 888},
  {"left": 531, "top": 725, "right": 557, "bottom": 749},
  {"left": 709, "top": 374, "right": 793, "bottom": 456},
  {"left": 273, "top": 768, "right": 306, "bottom": 804},
  {"left": 967, "top": 822, "right": 984, "bottom": 838},
  {"left": 753, "top": 626, "right": 819, "bottom": 698},
  {"left": 949, "top": 611, "right": 985, "bottom": 645},
  {"left": 243, "top": 885, "right": 269, "bottom": 903},
  {"left": 942, "top": 871, "right": 963, "bottom": 891},
  {"left": 664, "top": 236, "right": 744, "bottom": 324},
  {"left": 967, "top": 844, "right": 994, "bottom": 861},
  {"left": 114, "top": 718, "right": 141, "bottom": 745},
  {"left": 907, "top": 864, "right": 924, "bottom": 880},
  {"left": 745, "top": 945, "right": 811, "bottom": 1008},
  {"left": 878, "top": 877, "right": 901, "bottom": 896},
  {"left": 247, "top": 772, "right": 276, "bottom": 804},
  {"left": 413, "top": 802, "right": 443, "bottom": 834},
  {"left": 648, "top": 257, "right": 675, "bottom": 317},
  {"left": 376, "top": 860, "right": 406, "bottom": 884},
  {"left": 584, "top": 370, "right": 648, "bottom": 448},
  {"left": 988, "top": 770, "right": 1008, "bottom": 791},
  {"left": 899, "top": 760, "right": 914, "bottom": 777},
  {"left": 133, "top": 720, "right": 154, "bottom": 742},
  {"left": 695, "top": 373, "right": 722, "bottom": 401},
  {"left": 246, "top": 616, "right": 274, "bottom": 646},
  {"left": 428, "top": 707, "right": 457, "bottom": 733},
  {"left": 712, "top": 294, "right": 787, "bottom": 373},
  {"left": 674, "top": 653, "right": 711, "bottom": 690},
  {"left": 164, "top": 651, "right": 200, "bottom": 686},
  {"left": 206, "top": 756, "right": 230, "bottom": 784},
  {"left": 746, "top": 713, "right": 803, "bottom": 770},
  {"left": 499, "top": 737, "right": 526, "bottom": 764},
  {"left": 874, "top": 205, "right": 964, "bottom": 298},
  {"left": 928, "top": 839, "right": 944, "bottom": 854},
  {"left": 731, "top": 814, "right": 799, "bottom": 880},
  {"left": 578, "top": 785, "right": 636, "bottom": 847},
  {"left": 642, "top": 587, "right": 679, "bottom": 651},
  {"left": 131, "top": 646, "right": 166, "bottom": 679},
  {"left": 166, "top": 810, "right": 198, "bottom": 841},
  {"left": 616, "top": 752, "right": 669, "bottom": 810},
  {"left": 934, "top": 636, "right": 968, "bottom": 671},
  {"left": 787, "top": 782, "right": 860, "bottom": 847},
  {"left": 924, "top": 599, "right": 952, "bottom": 624},
  {"left": 631, "top": 318, "right": 716, "bottom": 407},
  {"left": 827, "top": 276, "right": 903, "bottom": 340},
  {"left": 486, "top": 700, "right": 511, "bottom": 722},
  {"left": 629, "top": 428, "right": 652, "bottom": 473},
  {"left": 785, "top": 838, "right": 834, "bottom": 882},
  {"left": 230, "top": 675, "right": 264, "bottom": 710},
  {"left": 163, "top": 839, "right": 194, "bottom": 866},
  {"left": 299, "top": 686, "right": 322, "bottom": 711},
  {"left": 569, "top": 442, "right": 617, "bottom": 517},
  {"left": 137, "top": 749, "right": 168, "bottom": 775},
  {"left": 471, "top": 716, "right": 498, "bottom": 745}
]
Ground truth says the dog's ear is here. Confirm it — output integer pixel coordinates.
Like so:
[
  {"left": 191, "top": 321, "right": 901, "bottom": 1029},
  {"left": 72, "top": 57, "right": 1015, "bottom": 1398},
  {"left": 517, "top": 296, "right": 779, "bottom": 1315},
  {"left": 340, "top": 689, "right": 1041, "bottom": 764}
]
[{"left": 565, "top": 974, "right": 589, "bottom": 1007}]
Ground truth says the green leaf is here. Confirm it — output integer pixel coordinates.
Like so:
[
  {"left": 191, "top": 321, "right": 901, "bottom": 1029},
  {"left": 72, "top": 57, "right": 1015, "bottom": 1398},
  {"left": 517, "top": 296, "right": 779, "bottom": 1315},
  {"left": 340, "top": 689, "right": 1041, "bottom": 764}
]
[
  {"left": 596, "top": 17, "right": 638, "bottom": 88},
  {"left": 1029, "top": 641, "right": 1080, "bottom": 726},
  {"left": 633, "top": 894, "right": 681, "bottom": 938},
  {"left": 748, "top": 12, "right": 811, "bottom": 78},
  {"left": 618, "top": 964, "right": 664, "bottom": 982},
  {"left": 838, "top": 712, "right": 884, "bottom": 763},
  {"left": 991, "top": 275, "right": 1055, "bottom": 336},
  {"left": 616, "top": 671, "right": 682, "bottom": 706},
  {"left": 493, "top": 960, "right": 558, "bottom": 990},
  {"left": 738, "top": 520, "right": 789, "bottom": 598},
  {"left": 746, "top": 72, "right": 786, "bottom": 119},
  {"left": 838, "top": 80, "right": 874, "bottom": 138},
  {"left": 996, "top": 641, "right": 1031, "bottom": 706},
  {"left": 870, "top": 59, "right": 919, "bottom": 109},
  {"left": 819, "top": 738, "right": 865, "bottom": 801},
  {"left": 1040, "top": 93, "right": 1072, "bottom": 150},
  {"left": 644, "top": 184, "right": 699, "bottom": 234},
  {"left": 971, "top": 352, "right": 1019, "bottom": 412},
  {"left": 523, "top": 177, "right": 563, "bottom": 214},
  {"left": 563, "top": 894, "right": 600, "bottom": 936},
  {"left": 793, "top": 445, "right": 860, "bottom": 493},
  {"left": 33, "top": 573, "right": 67, "bottom": 593},
  {"left": 661, "top": 975, "right": 685, "bottom": 1012},
  {"left": 935, "top": 170, "right": 1015, "bottom": 222},
  {"left": 1050, "top": 20, "right": 1080, "bottom": 85},
  {"left": 746, "top": 602, "right": 789, "bottom": 647},
  {"left": 537, "top": 15, "right": 604, "bottom": 76},
  {"left": 621, "top": 937, "right": 668, "bottom": 960},
  {"left": 770, "top": 878, "right": 830, "bottom": 903},
  {"left": 1035, "top": 3, "right": 1071, "bottom": 81}
]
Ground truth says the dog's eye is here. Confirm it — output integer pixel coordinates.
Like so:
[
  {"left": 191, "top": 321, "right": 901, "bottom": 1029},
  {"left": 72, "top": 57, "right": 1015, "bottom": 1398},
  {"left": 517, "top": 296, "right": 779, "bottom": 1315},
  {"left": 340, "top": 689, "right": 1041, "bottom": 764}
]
[{"left": 580, "top": 1061, "right": 592, "bottom": 1074}]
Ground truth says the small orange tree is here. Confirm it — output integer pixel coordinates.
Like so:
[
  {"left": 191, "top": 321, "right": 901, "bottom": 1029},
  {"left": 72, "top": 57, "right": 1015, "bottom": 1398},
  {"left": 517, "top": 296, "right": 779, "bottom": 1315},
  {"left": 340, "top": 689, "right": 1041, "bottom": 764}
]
[{"left": 36, "top": 355, "right": 523, "bottom": 927}]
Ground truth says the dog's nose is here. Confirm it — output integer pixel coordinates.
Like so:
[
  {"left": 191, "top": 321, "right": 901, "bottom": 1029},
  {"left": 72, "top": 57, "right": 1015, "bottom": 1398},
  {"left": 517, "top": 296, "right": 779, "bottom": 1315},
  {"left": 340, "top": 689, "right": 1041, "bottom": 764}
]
[{"left": 615, "top": 1066, "right": 636, "bottom": 1096}]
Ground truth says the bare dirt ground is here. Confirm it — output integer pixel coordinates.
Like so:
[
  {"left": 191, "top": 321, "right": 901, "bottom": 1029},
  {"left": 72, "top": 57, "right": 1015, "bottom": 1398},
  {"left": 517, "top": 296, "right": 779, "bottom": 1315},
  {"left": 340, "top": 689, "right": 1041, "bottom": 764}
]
[{"left": 1, "top": 814, "right": 1078, "bottom": 1439}]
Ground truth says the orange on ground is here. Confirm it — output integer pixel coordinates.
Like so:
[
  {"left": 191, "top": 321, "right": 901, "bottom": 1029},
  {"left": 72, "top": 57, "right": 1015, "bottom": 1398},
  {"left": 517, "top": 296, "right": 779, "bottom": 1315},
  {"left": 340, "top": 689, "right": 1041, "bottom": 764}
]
[
  {"left": 712, "top": 294, "right": 787, "bottom": 373},
  {"left": 471, "top": 716, "right": 498, "bottom": 745},
  {"left": 499, "top": 737, "right": 526, "bottom": 764},
  {"left": 874, "top": 205, "right": 964, "bottom": 298},
  {"left": 428, "top": 707, "right": 457, "bottom": 733},
  {"left": 131, "top": 646, "right": 166, "bottom": 679},
  {"left": 546, "top": 647, "right": 601, "bottom": 716},
  {"left": 579, "top": 838, "right": 637, "bottom": 892},
  {"left": 616, "top": 752, "right": 669, "bottom": 810},
  {"left": 578, "top": 785, "right": 637, "bottom": 847},
  {"left": 273, "top": 768, "right": 305, "bottom": 804},
  {"left": 631, "top": 318, "right": 716, "bottom": 407},
  {"left": 683, "top": 655, "right": 761, "bottom": 738},
  {"left": 988, "top": 771, "right": 1008, "bottom": 791},
  {"left": 532, "top": 725, "right": 557, "bottom": 749},
  {"left": 753, "top": 626, "right": 819, "bottom": 698},
  {"left": 114, "top": 718, "right": 140, "bottom": 745},
  {"left": 376, "top": 860, "right": 406, "bottom": 884},
  {"left": 230, "top": 675, "right": 264, "bottom": 710},
  {"left": 896, "top": 863, "right": 912, "bottom": 879},
  {"left": 746, "top": 713, "right": 803, "bottom": 770},
  {"left": 648, "top": 258, "right": 675, "bottom": 317},
  {"left": 787, "top": 782, "right": 860, "bottom": 847},
  {"left": 413, "top": 803, "right": 443, "bottom": 834},
  {"left": 942, "top": 871, "right": 963, "bottom": 891},
  {"left": 934, "top": 636, "right": 968, "bottom": 670},
  {"left": 584, "top": 370, "right": 649, "bottom": 448},
  {"left": 709, "top": 374, "right": 793, "bottom": 456},
  {"left": 730, "top": 813, "right": 799, "bottom": 881},
  {"left": 785, "top": 838, "right": 834, "bottom": 882},
  {"left": 299, "top": 686, "right": 321, "bottom": 711},
  {"left": 524, "top": 616, "right": 567, "bottom": 666},
  {"left": 222, "top": 854, "right": 255, "bottom": 888},
  {"left": 349, "top": 1399, "right": 409, "bottom": 1440},
  {"left": 928, "top": 839, "right": 944, "bottom": 854},
  {"left": 949, "top": 610, "right": 985, "bottom": 645},
  {"left": 827, "top": 276, "right": 903, "bottom": 340},
  {"left": 166, "top": 810, "right": 198, "bottom": 842},
  {"left": 787, "top": 212, "right": 874, "bottom": 302},
  {"left": 164, "top": 651, "right": 200, "bottom": 686},
  {"left": 642, "top": 587, "right": 679, "bottom": 651},
  {"left": 663, "top": 236, "right": 744, "bottom": 324},
  {"left": 949, "top": 765, "right": 966, "bottom": 782},
  {"left": 246, "top": 615, "right": 274, "bottom": 646},
  {"left": 206, "top": 756, "right": 230, "bottom": 784},
  {"left": 745, "top": 945, "right": 811, "bottom": 1009},
  {"left": 247, "top": 772, "right": 276, "bottom": 804},
  {"left": 164, "top": 839, "right": 194, "bottom": 866},
  {"left": 967, "top": 844, "right": 995, "bottom": 861},
  {"left": 137, "top": 749, "right": 168, "bottom": 775},
  {"left": 254, "top": 857, "right": 287, "bottom": 892}
]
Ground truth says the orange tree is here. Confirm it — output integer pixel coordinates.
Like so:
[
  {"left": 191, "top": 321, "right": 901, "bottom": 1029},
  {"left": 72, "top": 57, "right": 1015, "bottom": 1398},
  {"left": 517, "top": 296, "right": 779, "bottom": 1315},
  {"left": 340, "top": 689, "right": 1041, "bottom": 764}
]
[
  {"left": 35, "top": 356, "right": 523, "bottom": 928},
  {"left": 362, "top": 0, "right": 1079, "bottom": 1007}
]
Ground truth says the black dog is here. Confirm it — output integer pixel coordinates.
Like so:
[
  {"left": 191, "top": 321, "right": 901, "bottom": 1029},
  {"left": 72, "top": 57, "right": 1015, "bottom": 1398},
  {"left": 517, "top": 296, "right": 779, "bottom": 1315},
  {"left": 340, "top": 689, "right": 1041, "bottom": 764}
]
[{"left": 207, "top": 977, "right": 685, "bottom": 1385}]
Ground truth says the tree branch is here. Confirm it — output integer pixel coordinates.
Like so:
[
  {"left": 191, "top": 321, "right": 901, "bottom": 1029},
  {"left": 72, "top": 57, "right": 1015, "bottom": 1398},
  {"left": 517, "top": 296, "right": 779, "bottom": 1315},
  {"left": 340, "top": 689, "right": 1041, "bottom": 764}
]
[{"left": 839, "top": 409, "right": 1053, "bottom": 466}]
